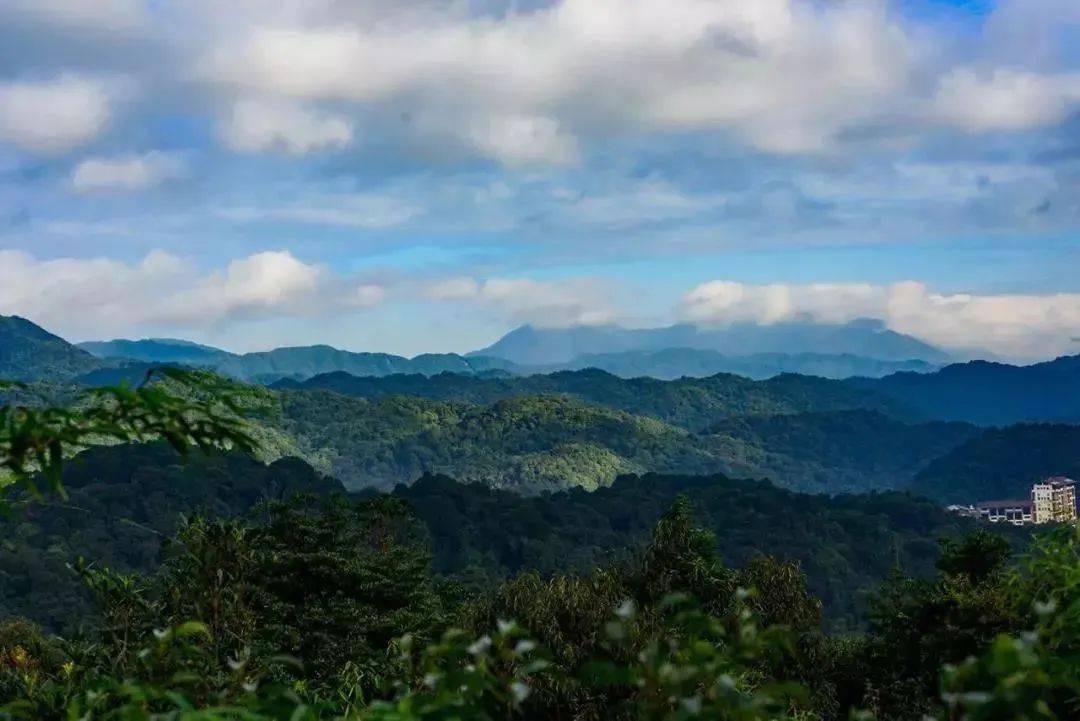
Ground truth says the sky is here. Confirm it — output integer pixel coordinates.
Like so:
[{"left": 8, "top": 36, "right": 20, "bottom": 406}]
[{"left": 0, "top": 0, "right": 1077, "bottom": 361}]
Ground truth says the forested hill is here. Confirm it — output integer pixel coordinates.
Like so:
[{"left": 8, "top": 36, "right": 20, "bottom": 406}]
[
  {"left": 910, "top": 423, "right": 1080, "bottom": 504},
  {"left": 543, "top": 348, "right": 939, "bottom": 380},
  {"left": 276, "top": 367, "right": 913, "bottom": 431},
  {"left": 0, "top": 442, "right": 997, "bottom": 632},
  {"left": 0, "top": 315, "right": 102, "bottom": 381},
  {"left": 0, "top": 442, "right": 342, "bottom": 630},
  {"left": 395, "top": 471, "right": 1001, "bottom": 629},
  {"left": 76, "top": 338, "right": 521, "bottom": 383},
  {"left": 848, "top": 355, "right": 1080, "bottom": 425}
]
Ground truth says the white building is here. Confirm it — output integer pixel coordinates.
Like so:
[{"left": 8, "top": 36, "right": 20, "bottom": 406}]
[
  {"left": 1032, "top": 477, "right": 1077, "bottom": 524},
  {"left": 976, "top": 500, "right": 1034, "bottom": 525}
]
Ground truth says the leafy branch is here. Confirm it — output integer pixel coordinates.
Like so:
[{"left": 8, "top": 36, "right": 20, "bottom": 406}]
[{"left": 0, "top": 368, "right": 258, "bottom": 499}]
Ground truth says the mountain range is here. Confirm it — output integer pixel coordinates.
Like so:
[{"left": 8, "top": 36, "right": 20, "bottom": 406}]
[
  {"left": 72, "top": 318, "right": 952, "bottom": 383},
  {"left": 3, "top": 313, "right": 1078, "bottom": 502},
  {"left": 77, "top": 338, "right": 519, "bottom": 383},
  {"left": 470, "top": 319, "right": 954, "bottom": 365}
]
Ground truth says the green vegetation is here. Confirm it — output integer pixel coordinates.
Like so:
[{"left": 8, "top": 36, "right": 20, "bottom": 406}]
[
  {"left": 2, "top": 468, "right": 1077, "bottom": 720},
  {"left": 0, "top": 439, "right": 1024, "bottom": 633},
  {"left": 911, "top": 423, "right": 1080, "bottom": 503},
  {"left": 0, "top": 316, "right": 101, "bottom": 382},
  {"left": 852, "top": 355, "right": 1080, "bottom": 425},
  {"left": 396, "top": 471, "right": 1014, "bottom": 628},
  {"left": 0, "top": 443, "right": 340, "bottom": 631},
  {"left": 706, "top": 410, "right": 977, "bottom": 493},
  {"left": 2, "top": 328, "right": 1080, "bottom": 720},
  {"left": 280, "top": 367, "right": 911, "bottom": 432},
  {"left": 261, "top": 389, "right": 985, "bottom": 495},
  {"left": 543, "top": 348, "right": 939, "bottom": 380}
]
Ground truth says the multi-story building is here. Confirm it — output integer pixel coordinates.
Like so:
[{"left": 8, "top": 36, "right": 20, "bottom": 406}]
[
  {"left": 976, "top": 500, "right": 1034, "bottom": 525},
  {"left": 1032, "top": 477, "right": 1077, "bottom": 524}
]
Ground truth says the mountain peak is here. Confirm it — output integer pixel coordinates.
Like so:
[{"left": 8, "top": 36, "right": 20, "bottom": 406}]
[
  {"left": 470, "top": 320, "right": 952, "bottom": 366},
  {"left": 0, "top": 315, "right": 102, "bottom": 382}
]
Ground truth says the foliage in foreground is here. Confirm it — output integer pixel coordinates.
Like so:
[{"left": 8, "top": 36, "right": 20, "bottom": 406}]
[
  {"left": 1, "top": 375, "right": 1079, "bottom": 721},
  {"left": 0, "top": 369, "right": 256, "bottom": 499},
  {"left": 1, "top": 498, "right": 1078, "bottom": 721}
]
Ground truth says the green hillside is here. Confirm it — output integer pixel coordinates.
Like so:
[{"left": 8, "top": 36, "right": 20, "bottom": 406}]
[
  {"left": 0, "top": 442, "right": 341, "bottom": 630},
  {"left": 850, "top": 355, "right": 1080, "bottom": 425},
  {"left": 0, "top": 442, "right": 1007, "bottom": 632},
  {"left": 280, "top": 367, "right": 913, "bottom": 432},
  {"left": 260, "top": 389, "right": 972, "bottom": 495},
  {"left": 0, "top": 315, "right": 102, "bottom": 382},
  {"left": 704, "top": 410, "right": 978, "bottom": 493},
  {"left": 395, "top": 471, "right": 1012, "bottom": 628},
  {"left": 910, "top": 423, "right": 1080, "bottom": 503}
]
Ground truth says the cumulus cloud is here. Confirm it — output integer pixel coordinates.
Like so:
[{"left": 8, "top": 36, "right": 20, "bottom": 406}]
[
  {"left": 462, "top": 114, "right": 580, "bottom": 167},
  {"left": 933, "top": 68, "right": 1080, "bottom": 132},
  {"left": 220, "top": 98, "right": 353, "bottom": 154},
  {"left": 426, "top": 276, "right": 617, "bottom": 328},
  {"left": 0, "top": 249, "right": 386, "bottom": 340},
  {"left": 71, "top": 151, "right": 187, "bottom": 193},
  {"left": 681, "top": 280, "right": 1080, "bottom": 361},
  {"left": 0, "top": 75, "right": 111, "bottom": 153},
  {"left": 199, "top": 0, "right": 916, "bottom": 160}
]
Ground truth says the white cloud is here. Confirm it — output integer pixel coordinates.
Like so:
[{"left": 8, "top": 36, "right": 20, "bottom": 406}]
[
  {"left": 219, "top": 192, "right": 421, "bottom": 228},
  {"left": 681, "top": 280, "right": 1080, "bottom": 361},
  {"left": 426, "top": 277, "right": 480, "bottom": 301},
  {"left": 0, "top": 249, "right": 386, "bottom": 339},
  {"left": 348, "top": 284, "right": 386, "bottom": 308},
  {"left": 221, "top": 98, "right": 353, "bottom": 155},
  {"left": 0, "top": 75, "right": 111, "bottom": 153},
  {"left": 198, "top": 0, "right": 917, "bottom": 159},
  {"left": 933, "top": 68, "right": 1080, "bottom": 132},
  {"left": 462, "top": 114, "right": 579, "bottom": 167},
  {"left": 564, "top": 179, "right": 721, "bottom": 227},
  {"left": 426, "top": 276, "right": 616, "bottom": 328},
  {"left": 1, "top": 0, "right": 147, "bottom": 31},
  {"left": 71, "top": 151, "right": 187, "bottom": 193}
]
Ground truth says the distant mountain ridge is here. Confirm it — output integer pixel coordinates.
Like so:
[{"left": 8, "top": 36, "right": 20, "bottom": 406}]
[
  {"left": 0, "top": 315, "right": 102, "bottom": 381},
  {"left": 78, "top": 336, "right": 521, "bottom": 383},
  {"left": 76, "top": 326, "right": 945, "bottom": 382},
  {"left": 11, "top": 315, "right": 944, "bottom": 385},
  {"left": 543, "top": 348, "right": 939, "bottom": 380},
  {"left": 77, "top": 338, "right": 229, "bottom": 365},
  {"left": 850, "top": 355, "right": 1080, "bottom": 426},
  {"left": 276, "top": 366, "right": 915, "bottom": 432},
  {"left": 470, "top": 319, "right": 953, "bottom": 365}
]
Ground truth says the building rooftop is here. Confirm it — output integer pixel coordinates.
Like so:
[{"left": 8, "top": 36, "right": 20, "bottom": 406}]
[
  {"left": 1040, "top": 476, "right": 1076, "bottom": 487},
  {"left": 977, "top": 500, "right": 1033, "bottom": 509}
]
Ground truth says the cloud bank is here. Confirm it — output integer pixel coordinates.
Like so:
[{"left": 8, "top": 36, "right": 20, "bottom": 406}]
[
  {"left": 682, "top": 280, "right": 1080, "bottom": 361},
  {"left": 0, "top": 250, "right": 378, "bottom": 341}
]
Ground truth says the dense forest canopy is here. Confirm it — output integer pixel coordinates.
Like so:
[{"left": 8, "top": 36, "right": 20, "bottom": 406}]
[
  {"left": 1, "top": 323, "right": 1078, "bottom": 720},
  {"left": 3, "top": 442, "right": 1010, "bottom": 634}
]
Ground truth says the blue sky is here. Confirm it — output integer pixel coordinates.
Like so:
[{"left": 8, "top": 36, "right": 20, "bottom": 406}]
[{"left": 0, "top": 0, "right": 1077, "bottom": 360}]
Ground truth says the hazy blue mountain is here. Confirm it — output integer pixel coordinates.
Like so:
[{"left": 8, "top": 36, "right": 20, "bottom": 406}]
[
  {"left": 471, "top": 319, "right": 953, "bottom": 365},
  {"left": 75, "top": 337, "right": 522, "bottom": 383},
  {"left": 849, "top": 355, "right": 1080, "bottom": 426},
  {"left": 546, "top": 348, "right": 939, "bottom": 380},
  {"left": 0, "top": 315, "right": 103, "bottom": 382},
  {"left": 910, "top": 423, "right": 1080, "bottom": 504},
  {"left": 212, "top": 346, "right": 520, "bottom": 382},
  {"left": 77, "top": 338, "right": 229, "bottom": 365}
]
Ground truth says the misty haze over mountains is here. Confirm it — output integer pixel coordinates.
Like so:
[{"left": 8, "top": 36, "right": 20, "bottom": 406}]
[
  {"left": 468, "top": 319, "right": 954, "bottom": 365},
  {"left": 71, "top": 317, "right": 955, "bottom": 383}
]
